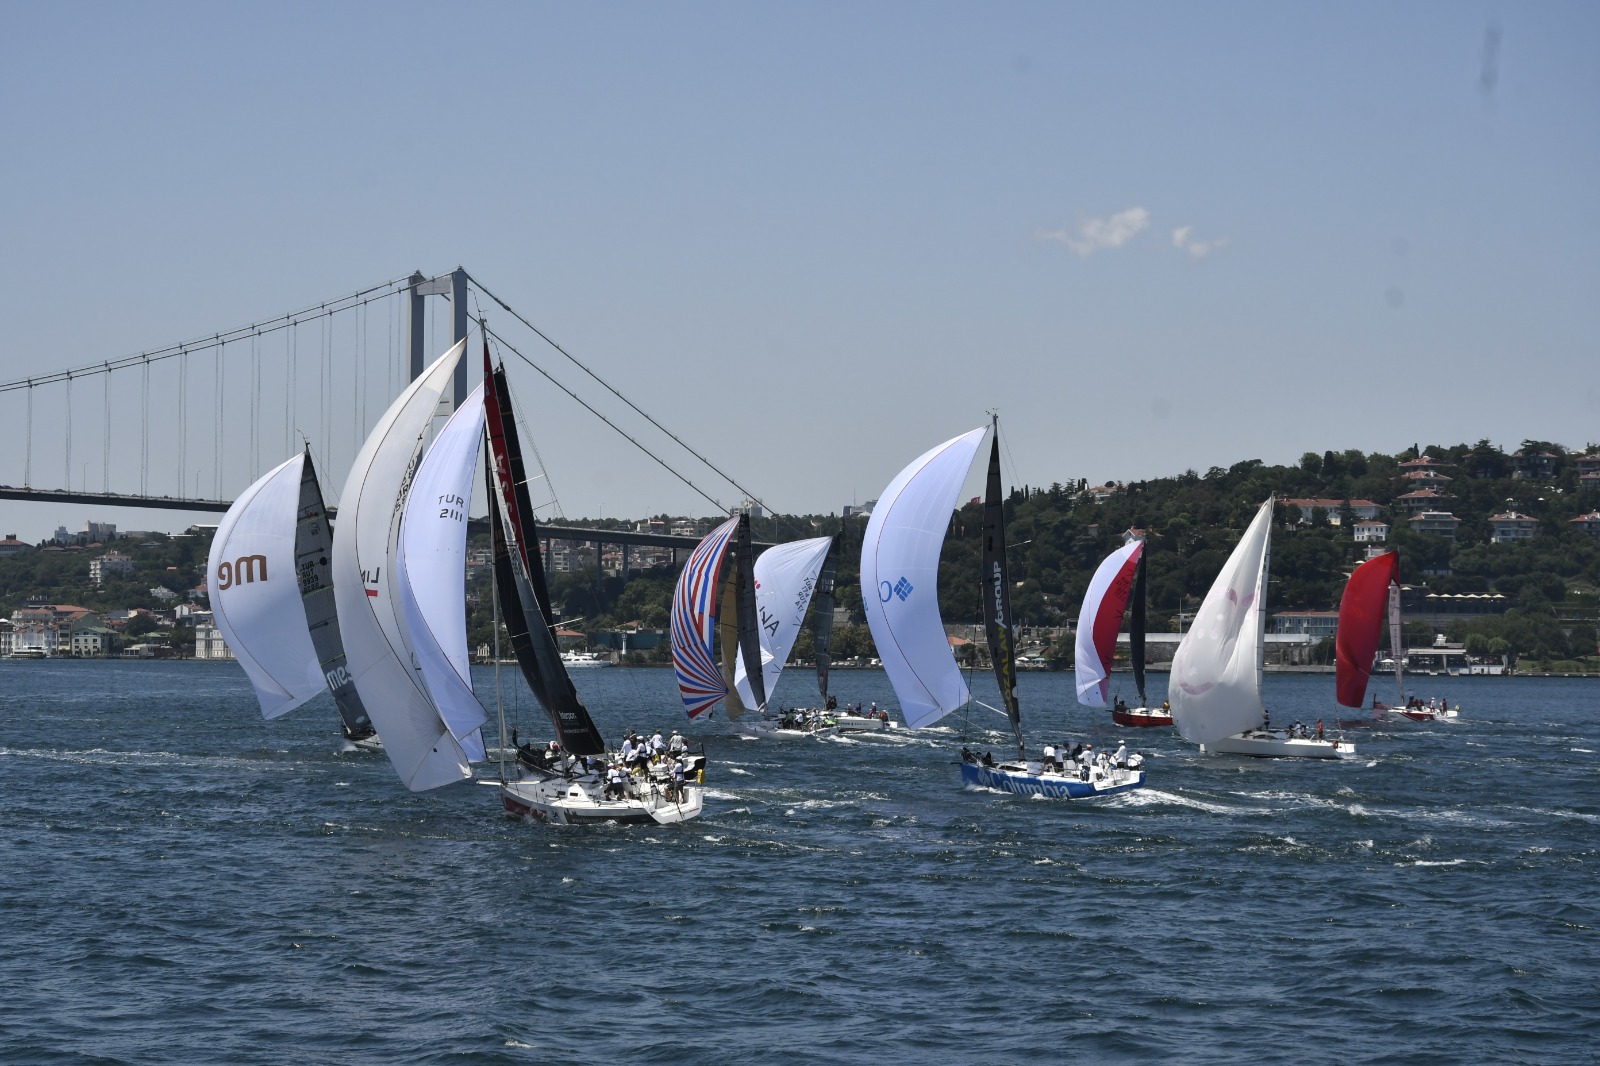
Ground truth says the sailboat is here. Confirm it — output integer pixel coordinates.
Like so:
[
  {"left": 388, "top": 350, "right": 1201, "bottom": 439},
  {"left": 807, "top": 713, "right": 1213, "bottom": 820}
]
[
  {"left": 1169, "top": 497, "right": 1355, "bottom": 758},
  {"left": 1076, "top": 536, "right": 1172, "bottom": 727},
  {"left": 731, "top": 532, "right": 882, "bottom": 734},
  {"left": 862, "top": 422, "right": 1145, "bottom": 799},
  {"left": 484, "top": 349, "right": 703, "bottom": 824},
  {"left": 671, "top": 512, "right": 767, "bottom": 727},
  {"left": 207, "top": 448, "right": 378, "bottom": 746}
]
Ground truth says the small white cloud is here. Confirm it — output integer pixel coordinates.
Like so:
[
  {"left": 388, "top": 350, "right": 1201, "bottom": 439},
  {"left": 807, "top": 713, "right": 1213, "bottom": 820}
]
[
  {"left": 1171, "top": 226, "right": 1229, "bottom": 261},
  {"left": 1037, "top": 207, "right": 1150, "bottom": 257}
]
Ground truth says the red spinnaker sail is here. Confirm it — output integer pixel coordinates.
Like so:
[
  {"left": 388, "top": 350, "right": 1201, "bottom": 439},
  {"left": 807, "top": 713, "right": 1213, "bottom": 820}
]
[{"left": 1335, "top": 550, "right": 1400, "bottom": 708}]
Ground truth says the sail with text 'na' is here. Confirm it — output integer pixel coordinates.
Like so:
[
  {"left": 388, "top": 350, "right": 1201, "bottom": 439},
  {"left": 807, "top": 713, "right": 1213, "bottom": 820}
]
[
  {"left": 860, "top": 426, "right": 988, "bottom": 729},
  {"left": 208, "top": 452, "right": 324, "bottom": 719},
  {"left": 672, "top": 515, "right": 742, "bottom": 718},
  {"left": 734, "top": 534, "right": 834, "bottom": 710},
  {"left": 1169, "top": 498, "right": 1274, "bottom": 747},
  {"left": 332, "top": 339, "right": 473, "bottom": 791},
  {"left": 483, "top": 353, "right": 607, "bottom": 756},
  {"left": 1336, "top": 550, "right": 1401, "bottom": 709},
  {"left": 1075, "top": 539, "right": 1146, "bottom": 707},
  {"left": 398, "top": 381, "right": 488, "bottom": 762}
]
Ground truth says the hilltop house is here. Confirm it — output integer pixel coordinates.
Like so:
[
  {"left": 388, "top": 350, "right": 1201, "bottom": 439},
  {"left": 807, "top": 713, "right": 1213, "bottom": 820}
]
[{"left": 1487, "top": 512, "right": 1539, "bottom": 544}]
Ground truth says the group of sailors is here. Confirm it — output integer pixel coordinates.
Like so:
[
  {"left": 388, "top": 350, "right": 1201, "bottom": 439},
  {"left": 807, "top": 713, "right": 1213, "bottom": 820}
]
[
  {"left": 961, "top": 740, "right": 1139, "bottom": 780},
  {"left": 511, "top": 726, "right": 697, "bottom": 802},
  {"left": 776, "top": 698, "right": 889, "bottom": 730}
]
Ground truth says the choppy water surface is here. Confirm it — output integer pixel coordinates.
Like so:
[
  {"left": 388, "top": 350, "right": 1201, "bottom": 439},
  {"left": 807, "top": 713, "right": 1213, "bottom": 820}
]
[{"left": 1, "top": 659, "right": 1596, "bottom": 1064}]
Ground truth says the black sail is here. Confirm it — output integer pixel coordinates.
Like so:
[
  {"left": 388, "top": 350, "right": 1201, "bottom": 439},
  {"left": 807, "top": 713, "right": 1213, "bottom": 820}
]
[
  {"left": 1131, "top": 543, "right": 1147, "bottom": 707},
  {"left": 812, "top": 532, "right": 840, "bottom": 701},
  {"left": 980, "top": 433, "right": 1023, "bottom": 754},
  {"left": 485, "top": 357, "right": 606, "bottom": 756},
  {"left": 294, "top": 450, "right": 375, "bottom": 741},
  {"left": 732, "top": 512, "right": 766, "bottom": 712}
]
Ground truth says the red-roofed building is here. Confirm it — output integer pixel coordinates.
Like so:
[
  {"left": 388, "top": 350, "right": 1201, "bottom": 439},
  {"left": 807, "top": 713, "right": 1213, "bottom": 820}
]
[
  {"left": 0, "top": 533, "right": 34, "bottom": 557},
  {"left": 1396, "top": 487, "right": 1452, "bottom": 514},
  {"left": 1487, "top": 512, "right": 1538, "bottom": 544},
  {"left": 1410, "top": 511, "right": 1462, "bottom": 539},
  {"left": 1282, "top": 498, "right": 1381, "bottom": 525},
  {"left": 1570, "top": 511, "right": 1600, "bottom": 538}
]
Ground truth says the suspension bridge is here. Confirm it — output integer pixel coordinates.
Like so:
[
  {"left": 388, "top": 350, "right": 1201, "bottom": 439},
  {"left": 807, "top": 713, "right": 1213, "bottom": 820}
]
[{"left": 0, "top": 268, "right": 776, "bottom": 558}]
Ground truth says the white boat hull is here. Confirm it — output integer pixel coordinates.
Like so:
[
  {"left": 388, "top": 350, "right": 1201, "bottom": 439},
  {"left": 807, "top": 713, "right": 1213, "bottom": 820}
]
[
  {"left": 497, "top": 773, "right": 703, "bottom": 825},
  {"left": 961, "top": 759, "right": 1145, "bottom": 799},
  {"left": 1201, "top": 730, "right": 1354, "bottom": 758},
  {"left": 831, "top": 714, "right": 893, "bottom": 733}
]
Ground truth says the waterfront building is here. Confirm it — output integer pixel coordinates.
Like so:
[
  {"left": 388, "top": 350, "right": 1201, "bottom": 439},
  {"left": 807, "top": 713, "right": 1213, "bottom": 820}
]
[
  {"left": 1270, "top": 610, "right": 1340, "bottom": 642},
  {"left": 1410, "top": 511, "right": 1462, "bottom": 539},
  {"left": 90, "top": 550, "right": 136, "bottom": 585},
  {"left": 1352, "top": 520, "right": 1389, "bottom": 542},
  {"left": 193, "top": 621, "right": 235, "bottom": 661},
  {"left": 1282, "top": 498, "right": 1381, "bottom": 525}
]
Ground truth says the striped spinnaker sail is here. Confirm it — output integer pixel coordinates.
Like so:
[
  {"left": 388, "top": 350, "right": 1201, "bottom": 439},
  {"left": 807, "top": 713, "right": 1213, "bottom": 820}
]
[{"left": 672, "top": 515, "right": 741, "bottom": 718}]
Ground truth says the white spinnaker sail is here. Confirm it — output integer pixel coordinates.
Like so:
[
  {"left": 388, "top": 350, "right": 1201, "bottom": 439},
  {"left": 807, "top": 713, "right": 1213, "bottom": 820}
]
[
  {"left": 1169, "top": 498, "right": 1275, "bottom": 746},
  {"left": 207, "top": 452, "right": 323, "bottom": 719},
  {"left": 733, "top": 535, "right": 833, "bottom": 708},
  {"left": 1074, "top": 540, "right": 1143, "bottom": 707},
  {"left": 860, "top": 427, "right": 987, "bottom": 729},
  {"left": 332, "top": 339, "right": 472, "bottom": 791},
  {"left": 398, "top": 381, "right": 488, "bottom": 762}
]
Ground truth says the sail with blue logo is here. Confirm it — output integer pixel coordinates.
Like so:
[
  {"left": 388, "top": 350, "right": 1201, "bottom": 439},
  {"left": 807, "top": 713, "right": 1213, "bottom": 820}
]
[
  {"left": 860, "top": 426, "right": 988, "bottom": 729},
  {"left": 672, "top": 514, "right": 761, "bottom": 719}
]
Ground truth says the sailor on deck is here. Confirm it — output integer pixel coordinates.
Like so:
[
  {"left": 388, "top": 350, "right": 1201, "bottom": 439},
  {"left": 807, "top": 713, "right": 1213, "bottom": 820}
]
[{"left": 668, "top": 730, "right": 687, "bottom": 756}]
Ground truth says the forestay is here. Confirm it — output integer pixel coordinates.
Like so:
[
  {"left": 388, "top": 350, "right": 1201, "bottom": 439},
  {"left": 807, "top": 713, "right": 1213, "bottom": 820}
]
[
  {"left": 733, "top": 534, "right": 833, "bottom": 709},
  {"left": 860, "top": 426, "right": 987, "bottom": 729},
  {"left": 1169, "top": 498, "right": 1274, "bottom": 746},
  {"left": 208, "top": 453, "right": 324, "bottom": 719},
  {"left": 398, "top": 381, "right": 488, "bottom": 761},
  {"left": 333, "top": 340, "right": 473, "bottom": 791}
]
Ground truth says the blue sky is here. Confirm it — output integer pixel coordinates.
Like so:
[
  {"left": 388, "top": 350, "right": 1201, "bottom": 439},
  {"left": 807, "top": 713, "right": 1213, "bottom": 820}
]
[{"left": 1, "top": 1, "right": 1596, "bottom": 543}]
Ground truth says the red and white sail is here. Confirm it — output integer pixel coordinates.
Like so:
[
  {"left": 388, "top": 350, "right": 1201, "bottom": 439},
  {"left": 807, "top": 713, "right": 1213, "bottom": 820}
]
[
  {"left": 1335, "top": 550, "right": 1401, "bottom": 709},
  {"left": 1075, "top": 541, "right": 1145, "bottom": 706}
]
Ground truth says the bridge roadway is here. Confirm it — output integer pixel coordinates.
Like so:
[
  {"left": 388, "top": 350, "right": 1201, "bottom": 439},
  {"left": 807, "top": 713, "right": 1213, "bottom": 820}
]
[{"left": 0, "top": 486, "right": 771, "bottom": 551}]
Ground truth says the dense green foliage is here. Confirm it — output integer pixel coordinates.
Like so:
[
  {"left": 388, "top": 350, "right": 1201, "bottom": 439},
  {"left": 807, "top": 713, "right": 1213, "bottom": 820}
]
[{"left": 6, "top": 439, "right": 1597, "bottom": 666}]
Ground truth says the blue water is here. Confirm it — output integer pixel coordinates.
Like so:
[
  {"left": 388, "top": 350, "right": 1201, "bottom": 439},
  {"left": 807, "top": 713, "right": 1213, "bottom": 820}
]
[{"left": 1, "top": 659, "right": 1596, "bottom": 1064}]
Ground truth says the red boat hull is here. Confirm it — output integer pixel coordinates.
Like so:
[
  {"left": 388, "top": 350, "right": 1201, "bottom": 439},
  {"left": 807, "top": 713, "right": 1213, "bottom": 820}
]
[{"left": 1112, "top": 707, "right": 1173, "bottom": 728}]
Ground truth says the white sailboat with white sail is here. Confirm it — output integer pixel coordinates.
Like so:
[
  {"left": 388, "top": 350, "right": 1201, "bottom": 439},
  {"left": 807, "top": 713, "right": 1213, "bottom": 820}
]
[
  {"left": 1169, "top": 497, "right": 1354, "bottom": 758},
  {"left": 863, "top": 421, "right": 1145, "bottom": 798}
]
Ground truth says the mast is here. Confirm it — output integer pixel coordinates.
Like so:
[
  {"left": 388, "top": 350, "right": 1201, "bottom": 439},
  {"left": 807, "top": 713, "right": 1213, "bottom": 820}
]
[
  {"left": 1130, "top": 540, "right": 1147, "bottom": 707},
  {"left": 812, "top": 531, "right": 840, "bottom": 702},
  {"left": 733, "top": 513, "right": 766, "bottom": 712},
  {"left": 980, "top": 417, "right": 1023, "bottom": 757},
  {"left": 1389, "top": 573, "right": 1405, "bottom": 707},
  {"left": 1256, "top": 496, "right": 1274, "bottom": 720}
]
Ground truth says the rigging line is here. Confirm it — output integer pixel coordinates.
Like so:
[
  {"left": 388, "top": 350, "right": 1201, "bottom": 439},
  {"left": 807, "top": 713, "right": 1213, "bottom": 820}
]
[
  {"left": 0, "top": 273, "right": 415, "bottom": 396},
  {"left": 467, "top": 273, "right": 770, "bottom": 513},
  {"left": 481, "top": 321, "right": 726, "bottom": 514}
]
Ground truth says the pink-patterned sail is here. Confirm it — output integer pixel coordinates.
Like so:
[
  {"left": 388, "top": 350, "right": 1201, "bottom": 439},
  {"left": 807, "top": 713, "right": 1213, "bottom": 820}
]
[
  {"left": 1336, "top": 550, "right": 1400, "bottom": 709},
  {"left": 671, "top": 516, "right": 741, "bottom": 718},
  {"left": 1075, "top": 541, "right": 1146, "bottom": 706}
]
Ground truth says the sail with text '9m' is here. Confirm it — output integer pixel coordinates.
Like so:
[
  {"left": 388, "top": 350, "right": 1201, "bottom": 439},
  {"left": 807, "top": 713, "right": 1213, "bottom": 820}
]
[
  {"left": 860, "top": 426, "right": 988, "bottom": 730},
  {"left": 483, "top": 353, "right": 607, "bottom": 756},
  {"left": 1075, "top": 539, "right": 1146, "bottom": 707},
  {"left": 332, "top": 339, "right": 473, "bottom": 791},
  {"left": 1336, "top": 549, "right": 1402, "bottom": 709}
]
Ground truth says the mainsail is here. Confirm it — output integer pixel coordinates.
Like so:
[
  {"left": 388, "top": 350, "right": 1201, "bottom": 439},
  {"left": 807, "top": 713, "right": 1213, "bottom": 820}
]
[
  {"left": 980, "top": 433, "right": 1022, "bottom": 753},
  {"left": 733, "top": 534, "right": 834, "bottom": 709},
  {"left": 1075, "top": 539, "right": 1145, "bottom": 707},
  {"left": 208, "top": 452, "right": 324, "bottom": 719},
  {"left": 1168, "top": 498, "right": 1275, "bottom": 747},
  {"left": 332, "top": 339, "right": 473, "bottom": 791},
  {"left": 483, "top": 356, "right": 606, "bottom": 756},
  {"left": 860, "top": 426, "right": 987, "bottom": 729},
  {"left": 398, "top": 382, "right": 488, "bottom": 761},
  {"left": 1335, "top": 550, "right": 1401, "bottom": 709},
  {"left": 295, "top": 450, "right": 375, "bottom": 740}
]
